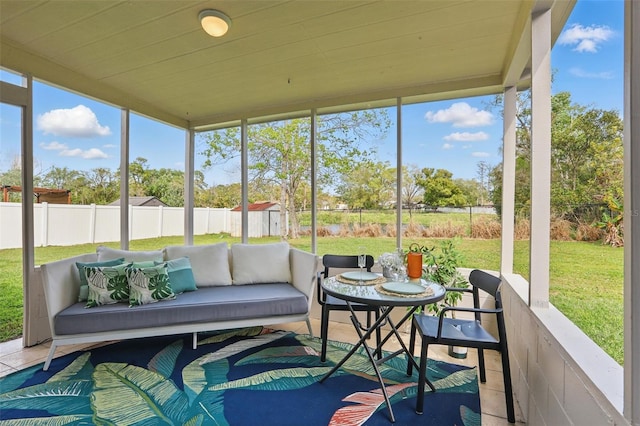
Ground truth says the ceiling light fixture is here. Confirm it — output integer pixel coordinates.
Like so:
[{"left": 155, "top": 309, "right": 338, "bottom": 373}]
[{"left": 199, "top": 9, "right": 232, "bottom": 37}]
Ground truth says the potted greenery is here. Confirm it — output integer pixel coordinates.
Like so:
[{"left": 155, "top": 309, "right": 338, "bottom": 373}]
[{"left": 421, "top": 239, "right": 470, "bottom": 358}]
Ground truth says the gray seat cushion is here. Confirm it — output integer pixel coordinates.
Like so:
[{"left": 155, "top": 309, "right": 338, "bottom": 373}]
[{"left": 54, "top": 283, "right": 307, "bottom": 335}]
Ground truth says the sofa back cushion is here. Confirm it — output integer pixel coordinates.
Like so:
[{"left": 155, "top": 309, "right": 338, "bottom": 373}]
[
  {"left": 163, "top": 243, "right": 232, "bottom": 287},
  {"left": 231, "top": 242, "right": 291, "bottom": 285},
  {"left": 96, "top": 246, "right": 163, "bottom": 263},
  {"left": 156, "top": 257, "right": 198, "bottom": 293}
]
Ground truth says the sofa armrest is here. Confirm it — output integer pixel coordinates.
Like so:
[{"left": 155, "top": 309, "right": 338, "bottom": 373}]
[
  {"left": 40, "top": 253, "right": 97, "bottom": 333},
  {"left": 289, "top": 248, "right": 320, "bottom": 305}
]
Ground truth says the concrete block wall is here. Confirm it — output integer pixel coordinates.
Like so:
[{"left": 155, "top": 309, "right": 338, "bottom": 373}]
[{"left": 501, "top": 273, "right": 628, "bottom": 426}]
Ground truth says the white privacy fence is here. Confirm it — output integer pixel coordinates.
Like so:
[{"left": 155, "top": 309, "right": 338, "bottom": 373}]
[{"left": 0, "top": 203, "right": 284, "bottom": 249}]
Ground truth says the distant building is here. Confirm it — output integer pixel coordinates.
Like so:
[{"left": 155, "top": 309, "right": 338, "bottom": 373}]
[
  {"left": 230, "top": 202, "right": 284, "bottom": 237},
  {"left": 109, "top": 196, "right": 167, "bottom": 207},
  {"left": 2, "top": 185, "right": 71, "bottom": 204},
  {"left": 230, "top": 201, "right": 279, "bottom": 212}
]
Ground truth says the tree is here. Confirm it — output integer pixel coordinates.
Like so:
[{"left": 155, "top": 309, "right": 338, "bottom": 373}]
[
  {"left": 455, "top": 178, "right": 483, "bottom": 206},
  {"left": 488, "top": 90, "right": 623, "bottom": 223},
  {"left": 402, "top": 165, "right": 424, "bottom": 209},
  {"left": 74, "top": 168, "right": 119, "bottom": 205},
  {"left": 337, "top": 161, "right": 395, "bottom": 209},
  {"left": 416, "top": 168, "right": 467, "bottom": 207},
  {"left": 199, "top": 111, "right": 389, "bottom": 238},
  {"left": 475, "top": 161, "right": 491, "bottom": 205}
]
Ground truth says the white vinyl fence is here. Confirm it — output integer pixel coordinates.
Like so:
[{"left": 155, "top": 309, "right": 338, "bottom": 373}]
[{"left": 0, "top": 203, "right": 284, "bottom": 249}]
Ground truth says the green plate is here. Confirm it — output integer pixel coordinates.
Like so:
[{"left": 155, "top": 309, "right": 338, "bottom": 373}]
[
  {"left": 382, "top": 282, "right": 425, "bottom": 295},
  {"left": 341, "top": 271, "right": 379, "bottom": 281}
]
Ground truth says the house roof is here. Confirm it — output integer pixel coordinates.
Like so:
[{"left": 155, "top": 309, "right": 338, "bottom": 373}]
[
  {"left": 109, "top": 196, "right": 167, "bottom": 207},
  {"left": 231, "top": 202, "right": 278, "bottom": 212},
  {"left": 0, "top": 1, "right": 575, "bottom": 130}
]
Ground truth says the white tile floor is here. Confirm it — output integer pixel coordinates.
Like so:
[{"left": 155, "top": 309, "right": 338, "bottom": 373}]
[{"left": 0, "top": 318, "right": 523, "bottom": 425}]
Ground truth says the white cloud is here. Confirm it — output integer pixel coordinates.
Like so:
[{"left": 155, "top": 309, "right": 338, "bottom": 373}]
[
  {"left": 558, "top": 24, "right": 614, "bottom": 53},
  {"left": 40, "top": 141, "right": 68, "bottom": 151},
  {"left": 443, "top": 131, "right": 489, "bottom": 142},
  {"left": 568, "top": 67, "right": 614, "bottom": 79},
  {"left": 37, "top": 105, "right": 111, "bottom": 138},
  {"left": 425, "top": 102, "right": 493, "bottom": 127},
  {"left": 59, "top": 147, "right": 108, "bottom": 159},
  {"left": 442, "top": 143, "right": 454, "bottom": 150},
  {"left": 472, "top": 152, "right": 491, "bottom": 158},
  {"left": 103, "top": 143, "right": 117, "bottom": 148}
]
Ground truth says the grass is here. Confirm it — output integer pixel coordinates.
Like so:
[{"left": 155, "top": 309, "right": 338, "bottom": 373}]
[{"left": 0, "top": 235, "right": 624, "bottom": 364}]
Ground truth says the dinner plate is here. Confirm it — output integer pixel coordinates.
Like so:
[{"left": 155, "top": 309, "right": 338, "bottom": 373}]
[
  {"left": 341, "top": 271, "right": 379, "bottom": 281},
  {"left": 382, "top": 282, "right": 425, "bottom": 295}
]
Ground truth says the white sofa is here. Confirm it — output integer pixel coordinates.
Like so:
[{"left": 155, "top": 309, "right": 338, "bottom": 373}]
[{"left": 40, "top": 242, "right": 318, "bottom": 371}]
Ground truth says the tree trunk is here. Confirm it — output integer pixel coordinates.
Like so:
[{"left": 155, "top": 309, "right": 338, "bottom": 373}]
[{"left": 279, "top": 185, "right": 288, "bottom": 240}]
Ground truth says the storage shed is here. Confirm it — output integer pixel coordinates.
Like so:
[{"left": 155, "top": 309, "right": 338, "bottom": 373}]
[{"left": 230, "top": 202, "right": 284, "bottom": 238}]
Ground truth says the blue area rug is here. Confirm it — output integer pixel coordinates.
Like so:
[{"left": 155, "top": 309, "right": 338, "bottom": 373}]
[{"left": 0, "top": 328, "right": 481, "bottom": 425}]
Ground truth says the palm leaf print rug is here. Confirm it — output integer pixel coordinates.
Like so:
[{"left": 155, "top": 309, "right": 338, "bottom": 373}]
[{"left": 0, "top": 327, "right": 481, "bottom": 425}]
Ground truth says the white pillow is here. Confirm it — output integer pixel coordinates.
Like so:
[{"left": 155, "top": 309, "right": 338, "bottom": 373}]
[
  {"left": 96, "top": 246, "right": 163, "bottom": 262},
  {"left": 163, "top": 243, "right": 231, "bottom": 287},
  {"left": 231, "top": 242, "right": 291, "bottom": 285}
]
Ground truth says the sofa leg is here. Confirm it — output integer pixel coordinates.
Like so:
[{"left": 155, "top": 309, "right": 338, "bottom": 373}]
[
  {"left": 305, "top": 318, "right": 314, "bottom": 338},
  {"left": 43, "top": 343, "right": 57, "bottom": 371},
  {"left": 192, "top": 332, "right": 198, "bottom": 349}
]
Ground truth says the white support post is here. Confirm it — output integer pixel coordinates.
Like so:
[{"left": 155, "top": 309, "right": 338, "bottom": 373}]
[
  {"left": 241, "top": 119, "right": 249, "bottom": 243},
  {"left": 120, "top": 109, "right": 130, "bottom": 249},
  {"left": 396, "top": 98, "right": 403, "bottom": 249},
  {"left": 501, "top": 86, "right": 517, "bottom": 275},
  {"left": 184, "top": 129, "right": 195, "bottom": 245},
  {"left": 21, "top": 74, "right": 35, "bottom": 345},
  {"left": 311, "top": 109, "right": 318, "bottom": 254},
  {"left": 624, "top": 1, "right": 640, "bottom": 423},
  {"left": 529, "top": 9, "right": 552, "bottom": 309}
]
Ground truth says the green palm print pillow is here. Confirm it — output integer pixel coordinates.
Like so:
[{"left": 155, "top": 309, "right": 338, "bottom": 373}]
[
  {"left": 84, "top": 263, "right": 132, "bottom": 308},
  {"left": 126, "top": 264, "right": 176, "bottom": 307}
]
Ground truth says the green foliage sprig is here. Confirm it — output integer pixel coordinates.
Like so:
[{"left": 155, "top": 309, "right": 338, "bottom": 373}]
[{"left": 422, "top": 239, "right": 469, "bottom": 317}]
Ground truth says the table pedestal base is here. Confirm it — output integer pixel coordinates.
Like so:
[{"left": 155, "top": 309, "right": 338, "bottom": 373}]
[{"left": 319, "top": 303, "right": 436, "bottom": 423}]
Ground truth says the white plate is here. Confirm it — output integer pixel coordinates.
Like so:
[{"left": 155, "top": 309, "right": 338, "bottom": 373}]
[
  {"left": 341, "top": 271, "right": 379, "bottom": 281},
  {"left": 382, "top": 282, "right": 425, "bottom": 295}
]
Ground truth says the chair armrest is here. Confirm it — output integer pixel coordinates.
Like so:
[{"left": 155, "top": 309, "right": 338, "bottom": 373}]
[
  {"left": 435, "top": 306, "right": 503, "bottom": 338},
  {"left": 316, "top": 271, "right": 326, "bottom": 302},
  {"left": 440, "top": 306, "right": 502, "bottom": 316}
]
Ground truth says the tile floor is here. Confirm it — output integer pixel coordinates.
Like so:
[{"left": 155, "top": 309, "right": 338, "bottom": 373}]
[{"left": 0, "top": 318, "right": 524, "bottom": 425}]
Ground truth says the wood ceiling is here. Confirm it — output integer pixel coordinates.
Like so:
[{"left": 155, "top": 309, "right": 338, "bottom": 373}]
[{"left": 0, "top": 1, "right": 575, "bottom": 130}]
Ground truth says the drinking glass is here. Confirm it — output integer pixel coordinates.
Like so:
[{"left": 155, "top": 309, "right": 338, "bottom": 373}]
[{"left": 357, "top": 247, "right": 366, "bottom": 284}]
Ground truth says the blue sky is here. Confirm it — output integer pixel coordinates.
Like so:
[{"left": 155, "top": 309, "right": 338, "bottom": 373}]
[{"left": 0, "top": 0, "right": 624, "bottom": 186}]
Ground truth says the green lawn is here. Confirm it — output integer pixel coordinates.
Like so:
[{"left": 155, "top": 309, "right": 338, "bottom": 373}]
[{"left": 0, "top": 235, "right": 624, "bottom": 364}]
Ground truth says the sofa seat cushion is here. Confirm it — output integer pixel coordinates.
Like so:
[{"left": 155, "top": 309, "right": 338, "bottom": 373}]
[{"left": 53, "top": 283, "right": 307, "bottom": 336}]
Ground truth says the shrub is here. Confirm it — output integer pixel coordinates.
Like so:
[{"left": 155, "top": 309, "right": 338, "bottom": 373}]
[
  {"left": 471, "top": 217, "right": 501, "bottom": 239},
  {"left": 514, "top": 218, "right": 530, "bottom": 240},
  {"left": 550, "top": 218, "right": 573, "bottom": 241},
  {"left": 421, "top": 221, "right": 466, "bottom": 238},
  {"left": 576, "top": 223, "right": 603, "bottom": 242}
]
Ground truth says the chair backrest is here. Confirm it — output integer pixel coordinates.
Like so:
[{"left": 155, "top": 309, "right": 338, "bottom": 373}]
[
  {"left": 468, "top": 269, "right": 501, "bottom": 298},
  {"left": 322, "top": 254, "right": 374, "bottom": 273},
  {"left": 317, "top": 254, "right": 375, "bottom": 302}
]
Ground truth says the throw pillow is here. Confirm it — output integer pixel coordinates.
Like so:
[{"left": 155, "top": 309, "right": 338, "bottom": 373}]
[
  {"left": 231, "top": 242, "right": 291, "bottom": 284},
  {"left": 85, "top": 263, "right": 132, "bottom": 308},
  {"left": 126, "top": 264, "right": 176, "bottom": 307},
  {"left": 163, "top": 243, "right": 231, "bottom": 287},
  {"left": 156, "top": 257, "right": 197, "bottom": 293},
  {"left": 75, "top": 258, "right": 125, "bottom": 302},
  {"left": 96, "top": 245, "right": 163, "bottom": 262}
]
